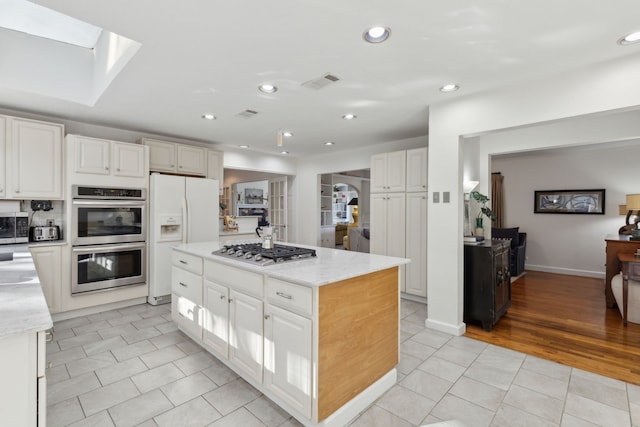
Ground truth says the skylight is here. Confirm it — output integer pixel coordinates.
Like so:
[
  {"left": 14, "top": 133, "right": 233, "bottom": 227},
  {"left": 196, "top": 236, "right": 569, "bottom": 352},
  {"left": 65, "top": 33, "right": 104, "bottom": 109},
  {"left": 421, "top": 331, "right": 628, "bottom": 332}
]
[{"left": 0, "top": 0, "right": 102, "bottom": 49}]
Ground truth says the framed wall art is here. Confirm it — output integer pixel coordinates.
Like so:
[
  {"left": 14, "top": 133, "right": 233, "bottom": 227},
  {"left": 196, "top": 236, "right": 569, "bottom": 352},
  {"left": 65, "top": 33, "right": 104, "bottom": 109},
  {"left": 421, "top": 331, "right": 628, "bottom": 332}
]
[{"left": 534, "top": 189, "right": 605, "bottom": 214}]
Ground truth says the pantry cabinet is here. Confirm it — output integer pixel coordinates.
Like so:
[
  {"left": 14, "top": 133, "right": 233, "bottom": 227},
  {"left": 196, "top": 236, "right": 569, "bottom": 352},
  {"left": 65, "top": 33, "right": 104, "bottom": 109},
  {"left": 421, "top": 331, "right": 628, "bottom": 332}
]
[
  {"left": 405, "top": 192, "right": 427, "bottom": 297},
  {"left": 371, "top": 150, "right": 406, "bottom": 193},
  {"left": 370, "top": 192, "right": 406, "bottom": 258},
  {"left": 143, "top": 138, "right": 206, "bottom": 176},
  {"left": 406, "top": 147, "right": 428, "bottom": 192},
  {"left": 207, "top": 149, "right": 224, "bottom": 187},
  {"left": 7, "top": 118, "right": 63, "bottom": 200}
]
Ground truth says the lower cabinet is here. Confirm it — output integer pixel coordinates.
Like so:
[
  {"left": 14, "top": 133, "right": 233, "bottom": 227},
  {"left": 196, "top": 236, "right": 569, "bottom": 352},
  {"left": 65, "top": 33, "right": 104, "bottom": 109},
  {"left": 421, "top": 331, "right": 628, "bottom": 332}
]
[
  {"left": 264, "top": 304, "right": 312, "bottom": 418},
  {"left": 30, "top": 244, "right": 62, "bottom": 313},
  {"left": 203, "top": 280, "right": 229, "bottom": 358},
  {"left": 171, "top": 261, "right": 204, "bottom": 341}
]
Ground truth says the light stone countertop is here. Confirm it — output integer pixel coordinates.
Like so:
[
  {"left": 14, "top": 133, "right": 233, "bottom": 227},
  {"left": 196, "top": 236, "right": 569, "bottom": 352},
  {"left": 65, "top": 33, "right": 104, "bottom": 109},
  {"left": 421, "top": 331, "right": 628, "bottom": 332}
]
[
  {"left": 173, "top": 240, "right": 410, "bottom": 287},
  {"left": 0, "top": 250, "right": 53, "bottom": 338}
]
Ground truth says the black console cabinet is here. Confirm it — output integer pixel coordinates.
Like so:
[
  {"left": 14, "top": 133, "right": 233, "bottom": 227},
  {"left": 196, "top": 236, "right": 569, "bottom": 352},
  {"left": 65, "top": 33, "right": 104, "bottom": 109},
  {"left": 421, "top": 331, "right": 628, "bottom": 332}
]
[{"left": 464, "top": 240, "right": 511, "bottom": 331}]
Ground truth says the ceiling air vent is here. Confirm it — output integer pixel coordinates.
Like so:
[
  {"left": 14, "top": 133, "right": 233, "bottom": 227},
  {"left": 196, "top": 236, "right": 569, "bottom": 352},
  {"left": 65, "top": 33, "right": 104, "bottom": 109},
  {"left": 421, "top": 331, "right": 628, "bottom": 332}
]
[
  {"left": 237, "top": 109, "right": 259, "bottom": 118},
  {"left": 302, "top": 73, "right": 340, "bottom": 90}
]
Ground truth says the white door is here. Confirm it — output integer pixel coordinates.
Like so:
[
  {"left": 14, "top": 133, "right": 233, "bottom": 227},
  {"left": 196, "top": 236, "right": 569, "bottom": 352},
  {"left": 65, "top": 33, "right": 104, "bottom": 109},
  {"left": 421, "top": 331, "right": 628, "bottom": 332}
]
[
  {"left": 370, "top": 193, "right": 388, "bottom": 255},
  {"left": 264, "top": 304, "right": 312, "bottom": 418},
  {"left": 229, "top": 290, "right": 263, "bottom": 383},
  {"left": 185, "top": 177, "right": 219, "bottom": 242},
  {"left": 203, "top": 280, "right": 229, "bottom": 358},
  {"left": 269, "top": 177, "right": 288, "bottom": 242},
  {"left": 405, "top": 192, "right": 427, "bottom": 296}
]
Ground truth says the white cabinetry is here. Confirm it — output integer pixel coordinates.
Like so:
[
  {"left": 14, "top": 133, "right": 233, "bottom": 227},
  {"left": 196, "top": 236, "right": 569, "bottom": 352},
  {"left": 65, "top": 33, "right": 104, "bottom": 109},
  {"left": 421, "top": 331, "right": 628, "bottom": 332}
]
[
  {"left": 229, "top": 290, "right": 263, "bottom": 383},
  {"left": 0, "top": 116, "right": 5, "bottom": 197},
  {"left": 143, "top": 138, "right": 206, "bottom": 176},
  {"left": 171, "top": 251, "right": 204, "bottom": 341},
  {"left": 207, "top": 149, "right": 224, "bottom": 187},
  {"left": 370, "top": 192, "right": 406, "bottom": 258},
  {"left": 203, "top": 280, "right": 229, "bottom": 357},
  {"left": 405, "top": 192, "right": 427, "bottom": 297},
  {"left": 7, "top": 117, "right": 63, "bottom": 200},
  {"left": 30, "top": 244, "right": 62, "bottom": 314},
  {"left": 72, "top": 135, "right": 145, "bottom": 178},
  {"left": 371, "top": 151, "right": 406, "bottom": 193},
  {"left": 406, "top": 147, "right": 428, "bottom": 192},
  {"left": 320, "top": 225, "right": 334, "bottom": 248},
  {"left": 0, "top": 331, "right": 47, "bottom": 427}
]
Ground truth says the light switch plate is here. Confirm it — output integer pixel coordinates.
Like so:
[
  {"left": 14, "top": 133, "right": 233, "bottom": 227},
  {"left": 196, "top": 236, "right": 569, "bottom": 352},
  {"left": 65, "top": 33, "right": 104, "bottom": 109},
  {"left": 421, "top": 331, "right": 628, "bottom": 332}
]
[
  {"left": 443, "top": 192, "right": 450, "bottom": 203},
  {"left": 433, "top": 192, "right": 440, "bottom": 203}
]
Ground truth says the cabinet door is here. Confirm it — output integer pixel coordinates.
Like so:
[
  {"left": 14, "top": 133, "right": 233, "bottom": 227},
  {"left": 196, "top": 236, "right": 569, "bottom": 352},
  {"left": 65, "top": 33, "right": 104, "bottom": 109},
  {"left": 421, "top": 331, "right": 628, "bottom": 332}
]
[
  {"left": 0, "top": 116, "right": 5, "bottom": 198},
  {"left": 74, "top": 136, "right": 110, "bottom": 175},
  {"left": 145, "top": 139, "right": 177, "bottom": 172},
  {"left": 229, "top": 290, "right": 263, "bottom": 383},
  {"left": 370, "top": 193, "right": 388, "bottom": 255},
  {"left": 29, "top": 245, "right": 62, "bottom": 313},
  {"left": 406, "top": 148, "right": 427, "bottom": 192},
  {"left": 386, "top": 150, "right": 406, "bottom": 192},
  {"left": 112, "top": 142, "right": 146, "bottom": 177},
  {"left": 10, "top": 119, "right": 63, "bottom": 199},
  {"left": 405, "top": 192, "right": 427, "bottom": 296},
  {"left": 177, "top": 145, "right": 206, "bottom": 175},
  {"left": 172, "top": 294, "right": 203, "bottom": 341},
  {"left": 264, "top": 304, "right": 312, "bottom": 418},
  {"left": 386, "top": 192, "right": 406, "bottom": 258},
  {"left": 203, "top": 280, "right": 229, "bottom": 358},
  {"left": 207, "top": 150, "right": 224, "bottom": 185},
  {"left": 370, "top": 153, "right": 388, "bottom": 193}
]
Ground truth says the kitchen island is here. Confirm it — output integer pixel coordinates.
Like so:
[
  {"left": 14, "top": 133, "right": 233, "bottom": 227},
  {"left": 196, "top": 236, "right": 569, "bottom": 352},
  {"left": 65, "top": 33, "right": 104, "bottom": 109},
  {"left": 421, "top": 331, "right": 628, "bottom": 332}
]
[
  {"left": 0, "top": 248, "right": 53, "bottom": 427},
  {"left": 171, "top": 241, "right": 409, "bottom": 427}
]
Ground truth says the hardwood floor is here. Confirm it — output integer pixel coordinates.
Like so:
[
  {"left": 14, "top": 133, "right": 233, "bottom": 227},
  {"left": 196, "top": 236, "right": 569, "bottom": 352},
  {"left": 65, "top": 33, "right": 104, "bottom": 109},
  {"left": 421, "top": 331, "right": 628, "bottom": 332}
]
[{"left": 465, "top": 270, "right": 640, "bottom": 386}]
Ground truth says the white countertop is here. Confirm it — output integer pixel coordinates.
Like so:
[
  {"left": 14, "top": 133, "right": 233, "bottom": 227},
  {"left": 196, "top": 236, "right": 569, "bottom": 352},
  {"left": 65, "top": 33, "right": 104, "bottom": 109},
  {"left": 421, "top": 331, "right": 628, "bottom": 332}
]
[
  {"left": 0, "top": 250, "right": 53, "bottom": 338},
  {"left": 173, "top": 241, "right": 410, "bottom": 287}
]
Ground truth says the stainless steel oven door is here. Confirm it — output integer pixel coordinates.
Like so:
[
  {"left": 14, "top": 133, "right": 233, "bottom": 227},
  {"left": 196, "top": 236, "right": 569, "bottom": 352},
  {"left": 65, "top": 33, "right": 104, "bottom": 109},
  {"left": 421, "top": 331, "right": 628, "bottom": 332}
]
[
  {"left": 71, "top": 242, "right": 146, "bottom": 294},
  {"left": 72, "top": 200, "right": 146, "bottom": 245}
]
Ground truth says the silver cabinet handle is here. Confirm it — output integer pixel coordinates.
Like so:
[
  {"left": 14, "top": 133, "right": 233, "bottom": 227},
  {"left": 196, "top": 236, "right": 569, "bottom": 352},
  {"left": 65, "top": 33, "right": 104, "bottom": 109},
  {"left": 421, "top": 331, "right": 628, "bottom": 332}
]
[
  {"left": 117, "top": 168, "right": 121, "bottom": 172},
  {"left": 228, "top": 298, "right": 233, "bottom": 303},
  {"left": 264, "top": 314, "right": 271, "bottom": 320},
  {"left": 179, "top": 282, "right": 187, "bottom": 287},
  {"left": 219, "top": 295, "right": 225, "bottom": 300},
  {"left": 105, "top": 166, "right": 109, "bottom": 170},
  {"left": 276, "top": 291, "right": 292, "bottom": 300},
  {"left": 179, "top": 260, "right": 188, "bottom": 265}
]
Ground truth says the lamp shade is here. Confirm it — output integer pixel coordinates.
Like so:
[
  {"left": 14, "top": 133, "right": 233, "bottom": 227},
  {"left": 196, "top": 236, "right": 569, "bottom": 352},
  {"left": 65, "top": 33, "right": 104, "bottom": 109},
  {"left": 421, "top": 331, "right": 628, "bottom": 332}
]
[
  {"left": 627, "top": 194, "right": 640, "bottom": 210},
  {"left": 348, "top": 197, "right": 358, "bottom": 206}
]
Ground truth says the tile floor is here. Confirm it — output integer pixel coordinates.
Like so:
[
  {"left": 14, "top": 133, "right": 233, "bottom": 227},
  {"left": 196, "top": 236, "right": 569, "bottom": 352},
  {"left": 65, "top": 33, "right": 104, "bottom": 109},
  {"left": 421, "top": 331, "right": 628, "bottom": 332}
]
[{"left": 46, "top": 300, "right": 640, "bottom": 427}]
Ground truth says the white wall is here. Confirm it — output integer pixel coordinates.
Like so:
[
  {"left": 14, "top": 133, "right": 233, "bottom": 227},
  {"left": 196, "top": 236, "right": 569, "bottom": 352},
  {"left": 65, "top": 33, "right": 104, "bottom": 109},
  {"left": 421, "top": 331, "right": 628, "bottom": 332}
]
[
  {"left": 492, "top": 142, "right": 640, "bottom": 277},
  {"left": 427, "top": 53, "right": 640, "bottom": 336},
  {"left": 294, "top": 136, "right": 428, "bottom": 246}
]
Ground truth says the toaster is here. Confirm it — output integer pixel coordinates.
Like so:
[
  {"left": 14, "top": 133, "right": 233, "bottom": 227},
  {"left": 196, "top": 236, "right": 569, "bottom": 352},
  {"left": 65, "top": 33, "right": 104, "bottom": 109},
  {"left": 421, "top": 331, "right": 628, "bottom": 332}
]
[{"left": 29, "top": 226, "right": 60, "bottom": 242}]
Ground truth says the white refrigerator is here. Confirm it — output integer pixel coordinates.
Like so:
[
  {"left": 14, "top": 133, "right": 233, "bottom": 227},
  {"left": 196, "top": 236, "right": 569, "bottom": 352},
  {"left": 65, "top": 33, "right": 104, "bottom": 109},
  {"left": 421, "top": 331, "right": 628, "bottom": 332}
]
[{"left": 148, "top": 174, "right": 219, "bottom": 305}]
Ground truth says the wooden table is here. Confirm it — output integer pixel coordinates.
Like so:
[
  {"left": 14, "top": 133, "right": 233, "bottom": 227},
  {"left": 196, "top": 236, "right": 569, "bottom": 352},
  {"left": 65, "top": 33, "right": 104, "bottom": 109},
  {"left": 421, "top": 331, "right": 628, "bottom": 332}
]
[
  {"left": 605, "top": 235, "right": 640, "bottom": 308},
  {"left": 618, "top": 252, "right": 640, "bottom": 326}
]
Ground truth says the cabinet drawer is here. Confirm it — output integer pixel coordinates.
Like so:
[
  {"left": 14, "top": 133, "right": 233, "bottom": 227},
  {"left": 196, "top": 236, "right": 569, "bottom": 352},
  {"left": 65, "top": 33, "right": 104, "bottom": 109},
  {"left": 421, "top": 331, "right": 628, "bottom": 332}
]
[
  {"left": 172, "top": 267, "right": 202, "bottom": 304},
  {"left": 266, "top": 278, "right": 312, "bottom": 317},
  {"left": 172, "top": 251, "right": 203, "bottom": 275},
  {"left": 205, "top": 260, "right": 263, "bottom": 298}
]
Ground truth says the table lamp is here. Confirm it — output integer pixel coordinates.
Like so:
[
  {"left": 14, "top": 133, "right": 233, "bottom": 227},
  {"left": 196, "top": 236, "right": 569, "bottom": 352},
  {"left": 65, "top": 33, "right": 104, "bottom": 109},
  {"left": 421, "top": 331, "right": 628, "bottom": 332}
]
[
  {"left": 623, "top": 194, "right": 640, "bottom": 238},
  {"left": 348, "top": 197, "right": 358, "bottom": 226}
]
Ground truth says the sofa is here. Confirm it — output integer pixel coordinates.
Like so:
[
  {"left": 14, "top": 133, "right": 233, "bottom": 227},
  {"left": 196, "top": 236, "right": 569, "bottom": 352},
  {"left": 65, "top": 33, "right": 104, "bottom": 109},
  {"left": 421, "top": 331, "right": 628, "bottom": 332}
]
[
  {"left": 347, "top": 227, "right": 370, "bottom": 253},
  {"left": 491, "top": 227, "right": 527, "bottom": 277}
]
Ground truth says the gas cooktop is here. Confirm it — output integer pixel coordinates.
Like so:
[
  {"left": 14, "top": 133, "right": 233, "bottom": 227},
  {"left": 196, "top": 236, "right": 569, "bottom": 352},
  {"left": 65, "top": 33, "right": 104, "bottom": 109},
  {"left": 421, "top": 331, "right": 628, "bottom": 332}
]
[{"left": 212, "top": 243, "right": 316, "bottom": 266}]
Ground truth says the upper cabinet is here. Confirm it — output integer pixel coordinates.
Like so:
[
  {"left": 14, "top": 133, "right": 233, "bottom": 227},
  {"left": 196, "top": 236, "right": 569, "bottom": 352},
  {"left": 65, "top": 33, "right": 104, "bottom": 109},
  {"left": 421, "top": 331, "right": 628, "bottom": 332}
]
[
  {"left": 71, "top": 135, "right": 145, "bottom": 178},
  {"left": 206, "top": 149, "right": 224, "bottom": 188},
  {"left": 406, "top": 147, "right": 428, "bottom": 192},
  {"left": 143, "top": 138, "right": 206, "bottom": 176},
  {"left": 371, "top": 151, "right": 406, "bottom": 193},
  {"left": 5, "top": 117, "right": 64, "bottom": 200}
]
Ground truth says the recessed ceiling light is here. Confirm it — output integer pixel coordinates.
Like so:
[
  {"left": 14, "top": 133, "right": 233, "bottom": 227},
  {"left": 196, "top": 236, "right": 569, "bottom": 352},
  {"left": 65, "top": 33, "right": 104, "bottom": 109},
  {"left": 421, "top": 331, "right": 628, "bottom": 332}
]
[
  {"left": 283, "top": 131, "right": 293, "bottom": 137},
  {"left": 280, "top": 151, "right": 289, "bottom": 155},
  {"left": 202, "top": 113, "right": 216, "bottom": 120},
  {"left": 342, "top": 113, "right": 357, "bottom": 120},
  {"left": 259, "top": 84, "right": 277, "bottom": 93},
  {"left": 364, "top": 26, "right": 391, "bottom": 43},
  {"left": 439, "top": 84, "right": 460, "bottom": 93},
  {"left": 239, "top": 145, "right": 250, "bottom": 149},
  {"left": 618, "top": 31, "right": 640, "bottom": 45},
  {"left": 324, "top": 141, "right": 335, "bottom": 146}
]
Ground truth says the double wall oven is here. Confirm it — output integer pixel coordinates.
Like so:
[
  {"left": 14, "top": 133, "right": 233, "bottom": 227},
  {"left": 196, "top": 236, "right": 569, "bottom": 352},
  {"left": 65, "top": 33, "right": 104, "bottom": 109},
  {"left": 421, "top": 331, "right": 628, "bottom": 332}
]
[{"left": 71, "top": 186, "right": 147, "bottom": 294}]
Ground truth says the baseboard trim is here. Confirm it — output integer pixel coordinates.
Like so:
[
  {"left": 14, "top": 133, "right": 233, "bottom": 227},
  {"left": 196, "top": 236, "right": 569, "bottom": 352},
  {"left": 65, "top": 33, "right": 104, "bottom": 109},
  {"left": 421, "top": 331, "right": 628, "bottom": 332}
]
[
  {"left": 525, "top": 265, "right": 604, "bottom": 279},
  {"left": 426, "top": 318, "right": 465, "bottom": 336},
  {"left": 51, "top": 297, "right": 148, "bottom": 322}
]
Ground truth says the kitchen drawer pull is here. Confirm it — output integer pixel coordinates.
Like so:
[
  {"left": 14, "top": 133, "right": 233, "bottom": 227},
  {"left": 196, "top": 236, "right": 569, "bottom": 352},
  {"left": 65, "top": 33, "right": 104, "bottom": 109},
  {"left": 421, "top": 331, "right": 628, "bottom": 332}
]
[
  {"left": 179, "top": 282, "right": 187, "bottom": 287},
  {"left": 276, "top": 291, "right": 292, "bottom": 300},
  {"left": 264, "top": 314, "right": 271, "bottom": 320},
  {"left": 220, "top": 295, "right": 226, "bottom": 300},
  {"left": 179, "top": 260, "right": 188, "bottom": 265}
]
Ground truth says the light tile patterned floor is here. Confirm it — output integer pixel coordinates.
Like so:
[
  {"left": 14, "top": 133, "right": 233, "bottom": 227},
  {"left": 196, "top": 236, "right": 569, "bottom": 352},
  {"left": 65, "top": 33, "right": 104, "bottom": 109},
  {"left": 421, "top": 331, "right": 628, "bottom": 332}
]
[{"left": 46, "top": 300, "right": 640, "bottom": 427}]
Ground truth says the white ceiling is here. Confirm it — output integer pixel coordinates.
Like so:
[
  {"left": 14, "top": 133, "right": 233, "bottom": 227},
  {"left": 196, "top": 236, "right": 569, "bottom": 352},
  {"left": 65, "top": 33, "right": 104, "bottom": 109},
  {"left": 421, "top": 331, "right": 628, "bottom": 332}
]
[{"left": 1, "top": 0, "right": 640, "bottom": 157}]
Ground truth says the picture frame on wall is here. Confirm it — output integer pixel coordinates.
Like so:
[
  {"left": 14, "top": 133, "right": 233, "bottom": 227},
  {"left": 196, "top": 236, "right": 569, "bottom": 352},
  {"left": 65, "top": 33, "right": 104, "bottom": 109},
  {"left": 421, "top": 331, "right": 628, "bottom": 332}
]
[{"left": 534, "top": 189, "right": 606, "bottom": 214}]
